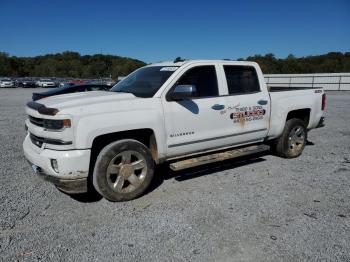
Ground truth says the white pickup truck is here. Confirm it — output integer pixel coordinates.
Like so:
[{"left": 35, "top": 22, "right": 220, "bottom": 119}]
[{"left": 23, "top": 60, "right": 326, "bottom": 201}]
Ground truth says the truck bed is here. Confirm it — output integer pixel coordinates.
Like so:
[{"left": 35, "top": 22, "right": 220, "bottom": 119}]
[
  {"left": 268, "top": 86, "right": 317, "bottom": 92},
  {"left": 267, "top": 87, "right": 324, "bottom": 139}
]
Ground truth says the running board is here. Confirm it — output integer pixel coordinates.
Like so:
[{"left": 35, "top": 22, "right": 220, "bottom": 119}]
[{"left": 169, "top": 144, "right": 270, "bottom": 171}]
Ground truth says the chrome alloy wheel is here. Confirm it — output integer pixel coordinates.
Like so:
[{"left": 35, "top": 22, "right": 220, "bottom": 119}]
[
  {"left": 288, "top": 126, "right": 306, "bottom": 154},
  {"left": 106, "top": 150, "right": 147, "bottom": 193}
]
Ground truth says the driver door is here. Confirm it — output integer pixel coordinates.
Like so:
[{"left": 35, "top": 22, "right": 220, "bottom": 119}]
[{"left": 163, "top": 64, "right": 230, "bottom": 158}]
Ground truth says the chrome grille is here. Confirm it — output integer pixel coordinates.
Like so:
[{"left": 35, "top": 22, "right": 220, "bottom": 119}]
[
  {"left": 29, "top": 132, "right": 72, "bottom": 147},
  {"left": 29, "top": 115, "right": 44, "bottom": 127}
]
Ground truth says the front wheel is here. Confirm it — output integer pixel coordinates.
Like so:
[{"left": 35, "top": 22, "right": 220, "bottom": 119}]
[
  {"left": 92, "top": 139, "right": 155, "bottom": 201},
  {"left": 271, "top": 118, "right": 307, "bottom": 158}
]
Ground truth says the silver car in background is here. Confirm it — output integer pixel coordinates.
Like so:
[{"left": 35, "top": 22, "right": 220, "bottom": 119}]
[{"left": 0, "top": 78, "right": 15, "bottom": 88}]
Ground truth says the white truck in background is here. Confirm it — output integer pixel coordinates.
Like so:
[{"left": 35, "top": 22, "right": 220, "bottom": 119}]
[
  {"left": 36, "top": 79, "right": 57, "bottom": 88},
  {"left": 23, "top": 60, "right": 326, "bottom": 201}
]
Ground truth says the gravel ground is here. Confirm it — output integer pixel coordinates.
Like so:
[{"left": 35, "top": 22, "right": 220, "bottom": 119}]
[{"left": 0, "top": 88, "right": 349, "bottom": 262}]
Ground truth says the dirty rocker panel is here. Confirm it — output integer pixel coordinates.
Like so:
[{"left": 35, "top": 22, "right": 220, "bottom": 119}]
[{"left": 170, "top": 144, "right": 270, "bottom": 171}]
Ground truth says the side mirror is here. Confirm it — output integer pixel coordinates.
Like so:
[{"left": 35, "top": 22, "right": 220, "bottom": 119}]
[{"left": 171, "top": 85, "right": 197, "bottom": 100}]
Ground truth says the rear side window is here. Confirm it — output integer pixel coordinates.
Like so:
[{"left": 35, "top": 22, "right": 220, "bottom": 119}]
[
  {"left": 177, "top": 66, "right": 219, "bottom": 97},
  {"left": 223, "top": 66, "right": 260, "bottom": 94}
]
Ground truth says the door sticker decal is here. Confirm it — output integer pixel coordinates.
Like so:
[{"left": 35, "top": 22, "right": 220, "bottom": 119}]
[{"left": 230, "top": 105, "right": 266, "bottom": 124}]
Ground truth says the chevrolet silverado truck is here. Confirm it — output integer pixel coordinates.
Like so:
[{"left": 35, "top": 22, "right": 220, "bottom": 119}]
[{"left": 23, "top": 60, "right": 326, "bottom": 201}]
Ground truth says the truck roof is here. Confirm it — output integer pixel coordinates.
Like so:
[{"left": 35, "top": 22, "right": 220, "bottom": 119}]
[{"left": 149, "top": 60, "right": 258, "bottom": 67}]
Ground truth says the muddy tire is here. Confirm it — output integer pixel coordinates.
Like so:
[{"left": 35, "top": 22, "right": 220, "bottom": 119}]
[
  {"left": 271, "top": 118, "right": 307, "bottom": 158},
  {"left": 92, "top": 139, "right": 155, "bottom": 202}
]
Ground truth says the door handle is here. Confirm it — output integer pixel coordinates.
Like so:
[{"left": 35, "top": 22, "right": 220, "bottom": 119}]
[
  {"left": 211, "top": 104, "right": 225, "bottom": 110},
  {"left": 257, "top": 100, "right": 268, "bottom": 105}
]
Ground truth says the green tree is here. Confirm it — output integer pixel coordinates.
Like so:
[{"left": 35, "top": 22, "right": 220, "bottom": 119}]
[{"left": 0, "top": 51, "right": 349, "bottom": 77}]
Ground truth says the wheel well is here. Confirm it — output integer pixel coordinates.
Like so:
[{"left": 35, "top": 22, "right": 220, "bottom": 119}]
[
  {"left": 89, "top": 129, "right": 158, "bottom": 177},
  {"left": 286, "top": 109, "right": 311, "bottom": 126}
]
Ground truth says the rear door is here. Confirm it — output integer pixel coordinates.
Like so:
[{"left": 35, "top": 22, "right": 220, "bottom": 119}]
[{"left": 219, "top": 64, "right": 270, "bottom": 144}]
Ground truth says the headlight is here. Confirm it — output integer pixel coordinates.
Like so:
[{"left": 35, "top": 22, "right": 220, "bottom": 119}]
[{"left": 43, "top": 119, "right": 71, "bottom": 130}]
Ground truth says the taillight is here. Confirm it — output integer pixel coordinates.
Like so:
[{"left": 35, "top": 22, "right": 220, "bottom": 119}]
[{"left": 322, "top": 94, "right": 326, "bottom": 111}]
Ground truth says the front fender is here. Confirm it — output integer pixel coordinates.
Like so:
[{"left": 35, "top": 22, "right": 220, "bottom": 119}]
[{"left": 74, "top": 109, "right": 166, "bottom": 157}]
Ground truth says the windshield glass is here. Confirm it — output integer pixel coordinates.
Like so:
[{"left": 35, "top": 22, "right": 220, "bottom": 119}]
[{"left": 111, "top": 66, "right": 178, "bottom": 98}]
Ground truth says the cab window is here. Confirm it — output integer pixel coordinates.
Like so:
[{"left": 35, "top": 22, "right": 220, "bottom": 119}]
[
  {"left": 176, "top": 66, "right": 219, "bottom": 97},
  {"left": 224, "top": 66, "right": 260, "bottom": 94}
]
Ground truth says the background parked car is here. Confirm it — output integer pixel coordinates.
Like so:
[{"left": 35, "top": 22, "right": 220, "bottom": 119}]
[
  {"left": 32, "top": 84, "right": 110, "bottom": 101},
  {"left": 105, "top": 79, "right": 116, "bottom": 86},
  {"left": 17, "top": 79, "right": 37, "bottom": 88},
  {"left": 0, "top": 78, "right": 15, "bottom": 88},
  {"left": 36, "top": 79, "right": 57, "bottom": 88},
  {"left": 67, "top": 79, "right": 86, "bottom": 86}
]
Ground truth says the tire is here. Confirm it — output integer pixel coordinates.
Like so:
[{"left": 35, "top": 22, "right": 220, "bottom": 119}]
[
  {"left": 271, "top": 118, "right": 307, "bottom": 158},
  {"left": 92, "top": 139, "right": 155, "bottom": 202}
]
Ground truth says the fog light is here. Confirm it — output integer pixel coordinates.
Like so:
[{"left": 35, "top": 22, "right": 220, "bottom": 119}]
[{"left": 51, "top": 159, "right": 59, "bottom": 173}]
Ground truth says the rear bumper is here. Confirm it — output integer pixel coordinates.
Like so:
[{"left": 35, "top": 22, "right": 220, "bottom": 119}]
[
  {"left": 23, "top": 134, "right": 91, "bottom": 194},
  {"left": 316, "top": 117, "right": 325, "bottom": 128}
]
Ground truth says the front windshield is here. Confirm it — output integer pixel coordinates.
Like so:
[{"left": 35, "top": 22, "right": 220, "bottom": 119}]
[{"left": 111, "top": 66, "right": 178, "bottom": 98}]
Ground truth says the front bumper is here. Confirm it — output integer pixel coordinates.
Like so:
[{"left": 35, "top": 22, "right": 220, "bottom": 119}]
[
  {"left": 23, "top": 134, "right": 91, "bottom": 194},
  {"left": 36, "top": 168, "right": 88, "bottom": 194}
]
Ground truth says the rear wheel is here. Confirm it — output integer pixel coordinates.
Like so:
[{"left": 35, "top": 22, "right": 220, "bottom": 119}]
[
  {"left": 92, "top": 139, "right": 155, "bottom": 201},
  {"left": 271, "top": 118, "right": 307, "bottom": 158}
]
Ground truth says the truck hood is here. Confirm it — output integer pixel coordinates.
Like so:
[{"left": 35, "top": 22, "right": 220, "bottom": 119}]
[{"left": 38, "top": 91, "right": 137, "bottom": 112}]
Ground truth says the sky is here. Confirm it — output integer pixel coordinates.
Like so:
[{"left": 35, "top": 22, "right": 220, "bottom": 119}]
[{"left": 0, "top": 0, "right": 349, "bottom": 63}]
